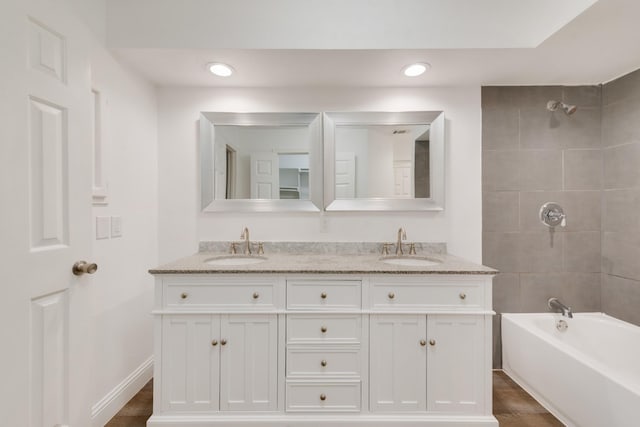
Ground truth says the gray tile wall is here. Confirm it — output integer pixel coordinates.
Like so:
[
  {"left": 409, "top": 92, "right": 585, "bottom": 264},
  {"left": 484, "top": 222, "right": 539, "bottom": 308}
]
[
  {"left": 602, "top": 69, "right": 640, "bottom": 327},
  {"left": 482, "top": 85, "right": 603, "bottom": 368}
]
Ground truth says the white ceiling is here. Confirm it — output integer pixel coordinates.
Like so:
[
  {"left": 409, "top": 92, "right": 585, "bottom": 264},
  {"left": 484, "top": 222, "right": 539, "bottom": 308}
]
[{"left": 110, "top": 0, "right": 640, "bottom": 87}]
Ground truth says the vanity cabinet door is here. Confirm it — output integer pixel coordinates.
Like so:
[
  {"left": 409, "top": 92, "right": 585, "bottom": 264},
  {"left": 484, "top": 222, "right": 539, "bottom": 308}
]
[
  {"left": 369, "top": 314, "right": 427, "bottom": 412},
  {"left": 219, "top": 314, "right": 278, "bottom": 411},
  {"left": 427, "top": 315, "right": 485, "bottom": 413},
  {"left": 161, "top": 315, "right": 220, "bottom": 411}
]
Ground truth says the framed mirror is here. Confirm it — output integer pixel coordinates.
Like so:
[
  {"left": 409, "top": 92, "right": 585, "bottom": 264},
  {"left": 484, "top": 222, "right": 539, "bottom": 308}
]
[
  {"left": 323, "top": 111, "right": 445, "bottom": 211},
  {"left": 200, "top": 112, "right": 323, "bottom": 212}
]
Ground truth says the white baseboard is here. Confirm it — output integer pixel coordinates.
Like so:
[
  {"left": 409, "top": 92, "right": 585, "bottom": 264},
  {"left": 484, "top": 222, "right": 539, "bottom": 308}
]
[{"left": 91, "top": 356, "right": 154, "bottom": 427}]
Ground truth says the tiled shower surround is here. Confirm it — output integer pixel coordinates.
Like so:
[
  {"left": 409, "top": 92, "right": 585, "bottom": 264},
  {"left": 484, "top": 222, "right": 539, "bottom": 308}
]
[
  {"left": 601, "top": 69, "right": 640, "bottom": 327},
  {"left": 482, "top": 85, "right": 603, "bottom": 367},
  {"left": 483, "top": 69, "right": 640, "bottom": 367}
]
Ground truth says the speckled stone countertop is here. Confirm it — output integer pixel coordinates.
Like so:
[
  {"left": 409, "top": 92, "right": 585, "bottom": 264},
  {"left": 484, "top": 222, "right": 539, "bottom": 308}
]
[{"left": 149, "top": 242, "right": 496, "bottom": 275}]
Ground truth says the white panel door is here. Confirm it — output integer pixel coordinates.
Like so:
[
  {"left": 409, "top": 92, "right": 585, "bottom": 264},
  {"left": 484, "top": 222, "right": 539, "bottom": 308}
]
[
  {"left": 370, "top": 314, "right": 427, "bottom": 412},
  {"left": 393, "top": 161, "right": 412, "bottom": 197},
  {"left": 0, "top": 1, "right": 93, "bottom": 426},
  {"left": 427, "top": 315, "right": 484, "bottom": 413},
  {"left": 220, "top": 314, "right": 278, "bottom": 411},
  {"left": 335, "top": 152, "right": 356, "bottom": 198},
  {"left": 161, "top": 315, "right": 220, "bottom": 412},
  {"left": 250, "top": 152, "right": 279, "bottom": 199}
]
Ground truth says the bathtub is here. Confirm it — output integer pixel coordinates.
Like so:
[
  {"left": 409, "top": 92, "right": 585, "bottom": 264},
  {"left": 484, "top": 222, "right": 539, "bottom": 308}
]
[{"left": 502, "top": 313, "right": 640, "bottom": 427}]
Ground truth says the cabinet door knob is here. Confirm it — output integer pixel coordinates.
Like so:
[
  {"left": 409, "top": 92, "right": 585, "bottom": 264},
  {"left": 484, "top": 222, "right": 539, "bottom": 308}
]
[
  {"left": 211, "top": 340, "right": 218, "bottom": 346},
  {"left": 321, "top": 359, "right": 327, "bottom": 367},
  {"left": 180, "top": 292, "right": 188, "bottom": 299},
  {"left": 429, "top": 339, "right": 436, "bottom": 346},
  {"left": 221, "top": 339, "right": 227, "bottom": 346},
  {"left": 320, "top": 292, "right": 327, "bottom": 299},
  {"left": 320, "top": 326, "right": 327, "bottom": 333},
  {"left": 459, "top": 292, "right": 467, "bottom": 300},
  {"left": 253, "top": 292, "right": 260, "bottom": 299},
  {"left": 420, "top": 339, "right": 426, "bottom": 346},
  {"left": 320, "top": 394, "right": 327, "bottom": 401},
  {"left": 388, "top": 292, "right": 395, "bottom": 300}
]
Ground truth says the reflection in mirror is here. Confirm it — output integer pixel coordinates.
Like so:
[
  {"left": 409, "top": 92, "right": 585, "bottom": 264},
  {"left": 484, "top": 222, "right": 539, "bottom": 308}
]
[
  {"left": 200, "top": 112, "right": 322, "bottom": 212},
  {"left": 324, "top": 111, "right": 445, "bottom": 211},
  {"left": 214, "top": 126, "right": 309, "bottom": 200},
  {"left": 334, "top": 124, "right": 430, "bottom": 199}
]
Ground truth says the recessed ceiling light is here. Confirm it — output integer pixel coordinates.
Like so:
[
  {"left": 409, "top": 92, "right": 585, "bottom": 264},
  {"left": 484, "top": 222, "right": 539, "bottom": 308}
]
[
  {"left": 208, "top": 62, "right": 234, "bottom": 77},
  {"left": 402, "top": 62, "right": 430, "bottom": 77}
]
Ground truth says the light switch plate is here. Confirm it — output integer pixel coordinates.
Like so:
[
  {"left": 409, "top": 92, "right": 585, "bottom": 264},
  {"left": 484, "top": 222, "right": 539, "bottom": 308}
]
[
  {"left": 96, "top": 216, "right": 111, "bottom": 240},
  {"left": 111, "top": 216, "right": 122, "bottom": 238}
]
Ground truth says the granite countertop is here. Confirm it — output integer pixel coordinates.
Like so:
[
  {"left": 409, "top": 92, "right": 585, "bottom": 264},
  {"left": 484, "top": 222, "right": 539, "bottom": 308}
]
[{"left": 149, "top": 242, "right": 496, "bottom": 275}]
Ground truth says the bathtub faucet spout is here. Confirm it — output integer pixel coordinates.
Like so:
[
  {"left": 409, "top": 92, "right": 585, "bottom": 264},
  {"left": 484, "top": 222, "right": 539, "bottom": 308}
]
[{"left": 548, "top": 298, "right": 573, "bottom": 318}]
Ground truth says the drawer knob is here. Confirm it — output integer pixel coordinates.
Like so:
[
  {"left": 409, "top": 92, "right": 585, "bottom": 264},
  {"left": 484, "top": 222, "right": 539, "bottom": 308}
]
[
  {"left": 221, "top": 339, "right": 227, "bottom": 346},
  {"left": 321, "top": 359, "right": 327, "bottom": 367},
  {"left": 320, "top": 394, "right": 327, "bottom": 401},
  {"left": 320, "top": 326, "right": 327, "bottom": 333},
  {"left": 180, "top": 292, "right": 188, "bottom": 299},
  {"left": 420, "top": 339, "right": 426, "bottom": 346},
  {"left": 459, "top": 293, "right": 467, "bottom": 300},
  {"left": 429, "top": 339, "right": 436, "bottom": 346},
  {"left": 253, "top": 292, "right": 260, "bottom": 299},
  {"left": 388, "top": 292, "right": 395, "bottom": 300},
  {"left": 321, "top": 292, "right": 327, "bottom": 299},
  {"left": 211, "top": 340, "right": 218, "bottom": 346}
]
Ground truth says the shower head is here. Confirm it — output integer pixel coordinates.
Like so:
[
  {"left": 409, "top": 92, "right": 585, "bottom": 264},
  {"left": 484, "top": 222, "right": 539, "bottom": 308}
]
[{"left": 547, "top": 100, "right": 577, "bottom": 115}]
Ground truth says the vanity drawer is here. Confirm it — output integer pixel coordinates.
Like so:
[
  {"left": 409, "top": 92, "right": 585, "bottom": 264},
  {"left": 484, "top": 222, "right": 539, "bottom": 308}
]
[
  {"left": 287, "top": 347, "right": 361, "bottom": 377},
  {"left": 371, "top": 280, "right": 484, "bottom": 311},
  {"left": 287, "top": 314, "right": 362, "bottom": 344},
  {"left": 286, "top": 381, "right": 361, "bottom": 412},
  {"left": 164, "top": 278, "right": 278, "bottom": 310},
  {"left": 287, "top": 280, "right": 361, "bottom": 310}
]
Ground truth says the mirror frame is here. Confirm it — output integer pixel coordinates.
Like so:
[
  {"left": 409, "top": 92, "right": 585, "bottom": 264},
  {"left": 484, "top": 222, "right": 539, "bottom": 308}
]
[
  {"left": 323, "top": 111, "right": 445, "bottom": 211},
  {"left": 199, "top": 112, "right": 323, "bottom": 212}
]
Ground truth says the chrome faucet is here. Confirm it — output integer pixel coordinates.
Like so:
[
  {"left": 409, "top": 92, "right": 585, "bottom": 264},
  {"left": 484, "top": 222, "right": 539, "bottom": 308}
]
[
  {"left": 548, "top": 298, "right": 573, "bottom": 318},
  {"left": 396, "top": 227, "right": 407, "bottom": 255},
  {"left": 240, "top": 227, "right": 251, "bottom": 255}
]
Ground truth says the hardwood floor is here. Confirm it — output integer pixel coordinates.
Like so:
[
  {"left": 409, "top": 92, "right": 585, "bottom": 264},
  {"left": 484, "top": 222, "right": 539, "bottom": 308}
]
[
  {"left": 493, "top": 370, "right": 563, "bottom": 426},
  {"left": 106, "top": 371, "right": 563, "bottom": 426}
]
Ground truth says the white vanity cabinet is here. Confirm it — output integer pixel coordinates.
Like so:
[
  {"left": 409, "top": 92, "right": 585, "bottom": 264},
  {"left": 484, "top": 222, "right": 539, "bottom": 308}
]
[
  {"left": 369, "top": 314, "right": 485, "bottom": 414},
  {"left": 160, "top": 313, "right": 278, "bottom": 412},
  {"left": 149, "top": 273, "right": 497, "bottom": 426}
]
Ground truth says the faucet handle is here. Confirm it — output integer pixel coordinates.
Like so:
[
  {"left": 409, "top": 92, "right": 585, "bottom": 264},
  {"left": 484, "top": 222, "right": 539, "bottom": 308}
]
[
  {"left": 408, "top": 243, "right": 416, "bottom": 255},
  {"left": 381, "top": 243, "right": 392, "bottom": 255},
  {"left": 257, "top": 242, "right": 264, "bottom": 255},
  {"left": 230, "top": 242, "right": 239, "bottom": 254}
]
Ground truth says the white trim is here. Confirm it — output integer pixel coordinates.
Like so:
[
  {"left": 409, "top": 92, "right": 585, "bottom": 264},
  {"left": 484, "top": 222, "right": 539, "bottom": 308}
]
[
  {"left": 147, "top": 414, "right": 499, "bottom": 426},
  {"left": 91, "top": 356, "right": 154, "bottom": 427}
]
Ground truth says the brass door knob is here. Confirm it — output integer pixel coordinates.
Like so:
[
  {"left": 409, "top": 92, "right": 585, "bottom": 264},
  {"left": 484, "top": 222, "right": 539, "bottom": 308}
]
[
  {"left": 388, "top": 292, "right": 395, "bottom": 300},
  {"left": 420, "top": 340, "right": 426, "bottom": 346},
  {"left": 211, "top": 340, "right": 218, "bottom": 346},
  {"left": 429, "top": 339, "right": 436, "bottom": 346},
  {"left": 320, "top": 394, "right": 327, "bottom": 401},
  {"left": 459, "top": 293, "right": 467, "bottom": 300},
  {"left": 221, "top": 339, "right": 227, "bottom": 346},
  {"left": 180, "top": 293, "right": 188, "bottom": 299},
  {"left": 253, "top": 292, "right": 260, "bottom": 299},
  {"left": 320, "top": 326, "right": 327, "bottom": 333},
  {"left": 320, "top": 359, "right": 327, "bottom": 367},
  {"left": 72, "top": 261, "right": 98, "bottom": 276},
  {"left": 321, "top": 292, "right": 327, "bottom": 299}
]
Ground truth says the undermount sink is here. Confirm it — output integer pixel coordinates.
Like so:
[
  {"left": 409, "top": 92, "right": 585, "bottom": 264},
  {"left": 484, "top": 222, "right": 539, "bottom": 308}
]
[
  {"left": 380, "top": 256, "right": 441, "bottom": 267},
  {"left": 204, "top": 255, "right": 267, "bottom": 266}
]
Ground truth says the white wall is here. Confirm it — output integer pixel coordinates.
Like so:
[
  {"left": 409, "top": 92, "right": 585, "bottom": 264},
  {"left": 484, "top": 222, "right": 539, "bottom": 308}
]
[
  {"left": 158, "top": 86, "right": 482, "bottom": 263},
  {"left": 88, "top": 21, "right": 158, "bottom": 427}
]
